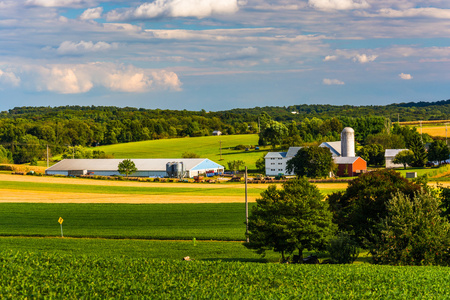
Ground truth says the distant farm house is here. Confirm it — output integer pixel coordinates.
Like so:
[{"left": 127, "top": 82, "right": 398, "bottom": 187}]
[
  {"left": 265, "top": 127, "right": 367, "bottom": 177},
  {"left": 46, "top": 158, "right": 224, "bottom": 178},
  {"left": 385, "top": 149, "right": 409, "bottom": 168},
  {"left": 212, "top": 130, "right": 222, "bottom": 136}
]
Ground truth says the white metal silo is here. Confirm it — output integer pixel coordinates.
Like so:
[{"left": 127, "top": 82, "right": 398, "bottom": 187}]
[{"left": 341, "top": 127, "right": 355, "bottom": 157}]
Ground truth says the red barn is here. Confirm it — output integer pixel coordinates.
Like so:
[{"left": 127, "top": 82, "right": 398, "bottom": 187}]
[{"left": 334, "top": 157, "right": 367, "bottom": 177}]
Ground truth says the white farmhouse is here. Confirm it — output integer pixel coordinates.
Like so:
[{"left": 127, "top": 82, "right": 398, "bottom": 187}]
[{"left": 265, "top": 147, "right": 301, "bottom": 176}]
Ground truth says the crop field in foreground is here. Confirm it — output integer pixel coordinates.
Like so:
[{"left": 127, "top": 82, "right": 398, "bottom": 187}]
[
  {"left": 2, "top": 250, "right": 450, "bottom": 299},
  {"left": 0, "top": 203, "right": 250, "bottom": 241}
]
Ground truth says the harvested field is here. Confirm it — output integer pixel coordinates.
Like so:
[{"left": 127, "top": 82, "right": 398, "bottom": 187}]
[
  {"left": 0, "top": 174, "right": 349, "bottom": 203},
  {"left": 0, "top": 189, "right": 252, "bottom": 203}
]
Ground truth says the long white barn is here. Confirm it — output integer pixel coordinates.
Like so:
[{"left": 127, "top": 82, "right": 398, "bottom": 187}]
[{"left": 46, "top": 158, "right": 225, "bottom": 178}]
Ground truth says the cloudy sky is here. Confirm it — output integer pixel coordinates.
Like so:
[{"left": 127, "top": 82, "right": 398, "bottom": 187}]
[{"left": 1, "top": 0, "right": 450, "bottom": 111}]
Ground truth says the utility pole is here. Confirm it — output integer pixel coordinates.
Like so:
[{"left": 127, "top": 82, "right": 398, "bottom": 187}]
[
  {"left": 446, "top": 123, "right": 448, "bottom": 146},
  {"left": 420, "top": 120, "right": 423, "bottom": 142},
  {"left": 245, "top": 166, "right": 249, "bottom": 242},
  {"left": 46, "top": 144, "right": 49, "bottom": 168}
]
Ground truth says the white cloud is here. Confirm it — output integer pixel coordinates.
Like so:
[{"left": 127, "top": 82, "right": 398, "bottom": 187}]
[
  {"left": 323, "top": 78, "right": 345, "bottom": 85},
  {"left": 352, "top": 54, "right": 377, "bottom": 63},
  {"left": 0, "top": 69, "right": 20, "bottom": 87},
  {"left": 370, "top": 8, "right": 450, "bottom": 19},
  {"left": 56, "top": 41, "right": 119, "bottom": 55},
  {"left": 308, "top": 0, "right": 369, "bottom": 11},
  {"left": 80, "top": 7, "right": 103, "bottom": 20},
  {"left": 106, "top": 0, "right": 239, "bottom": 21},
  {"left": 25, "top": 0, "right": 96, "bottom": 8},
  {"left": 323, "top": 55, "right": 337, "bottom": 61},
  {"left": 399, "top": 73, "right": 413, "bottom": 80},
  {"left": 20, "top": 63, "right": 182, "bottom": 94}
]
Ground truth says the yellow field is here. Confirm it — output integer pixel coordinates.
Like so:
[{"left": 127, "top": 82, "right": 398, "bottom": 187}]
[
  {"left": 420, "top": 126, "right": 449, "bottom": 138},
  {"left": 0, "top": 174, "right": 348, "bottom": 204}
]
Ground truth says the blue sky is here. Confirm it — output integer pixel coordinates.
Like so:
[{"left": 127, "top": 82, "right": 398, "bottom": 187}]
[{"left": 1, "top": 0, "right": 450, "bottom": 112}]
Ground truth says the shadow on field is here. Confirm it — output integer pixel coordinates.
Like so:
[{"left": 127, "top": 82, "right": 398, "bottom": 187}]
[{"left": 200, "top": 258, "right": 270, "bottom": 263}]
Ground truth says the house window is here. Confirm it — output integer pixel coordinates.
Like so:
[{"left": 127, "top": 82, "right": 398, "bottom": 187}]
[
  {"left": 278, "top": 169, "right": 283, "bottom": 171},
  {"left": 271, "top": 158, "right": 275, "bottom": 160},
  {"left": 278, "top": 158, "right": 282, "bottom": 160},
  {"left": 271, "top": 169, "right": 275, "bottom": 171},
  {"left": 271, "top": 163, "right": 275, "bottom": 165},
  {"left": 278, "top": 163, "right": 283, "bottom": 165}
]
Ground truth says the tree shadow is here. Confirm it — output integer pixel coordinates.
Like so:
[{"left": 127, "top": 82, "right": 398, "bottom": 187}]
[{"left": 199, "top": 257, "right": 269, "bottom": 263}]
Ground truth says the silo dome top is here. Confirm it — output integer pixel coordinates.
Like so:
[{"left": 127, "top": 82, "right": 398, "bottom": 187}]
[{"left": 341, "top": 127, "right": 354, "bottom": 133}]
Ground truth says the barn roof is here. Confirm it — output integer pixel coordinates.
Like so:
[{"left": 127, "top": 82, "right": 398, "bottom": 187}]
[
  {"left": 385, "top": 149, "right": 409, "bottom": 158},
  {"left": 320, "top": 141, "right": 341, "bottom": 157},
  {"left": 265, "top": 152, "right": 286, "bottom": 158},
  {"left": 46, "top": 159, "right": 222, "bottom": 172},
  {"left": 333, "top": 157, "right": 364, "bottom": 164}
]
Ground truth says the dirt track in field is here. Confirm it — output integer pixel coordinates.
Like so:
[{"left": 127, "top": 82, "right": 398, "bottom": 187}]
[{"left": 0, "top": 174, "right": 349, "bottom": 203}]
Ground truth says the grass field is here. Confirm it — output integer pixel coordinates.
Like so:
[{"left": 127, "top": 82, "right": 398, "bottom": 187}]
[
  {"left": 0, "top": 203, "right": 250, "bottom": 240},
  {"left": 0, "top": 237, "right": 280, "bottom": 262},
  {"left": 74, "top": 134, "right": 266, "bottom": 170}
]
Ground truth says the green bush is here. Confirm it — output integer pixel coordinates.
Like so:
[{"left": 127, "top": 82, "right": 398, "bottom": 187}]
[
  {"left": 327, "top": 233, "right": 359, "bottom": 264},
  {"left": 234, "top": 144, "right": 247, "bottom": 150}
]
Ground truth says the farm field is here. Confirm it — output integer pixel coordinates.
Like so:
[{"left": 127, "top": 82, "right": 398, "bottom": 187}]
[
  {"left": 420, "top": 125, "right": 448, "bottom": 138},
  {"left": 0, "top": 173, "right": 348, "bottom": 203},
  {"left": 61, "top": 134, "right": 265, "bottom": 170},
  {"left": 2, "top": 249, "right": 450, "bottom": 298},
  {"left": 0, "top": 203, "right": 249, "bottom": 240}
]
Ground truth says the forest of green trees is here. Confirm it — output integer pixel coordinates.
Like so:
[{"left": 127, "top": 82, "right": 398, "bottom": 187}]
[{"left": 0, "top": 99, "right": 449, "bottom": 164}]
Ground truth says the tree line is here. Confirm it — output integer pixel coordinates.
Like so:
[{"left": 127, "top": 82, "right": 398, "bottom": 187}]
[{"left": 0, "top": 101, "right": 449, "bottom": 164}]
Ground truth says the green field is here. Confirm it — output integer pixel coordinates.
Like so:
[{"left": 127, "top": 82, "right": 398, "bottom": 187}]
[
  {"left": 91, "top": 134, "right": 265, "bottom": 170},
  {"left": 0, "top": 203, "right": 250, "bottom": 241},
  {"left": 2, "top": 250, "right": 450, "bottom": 299},
  {"left": 0, "top": 180, "right": 267, "bottom": 197}
]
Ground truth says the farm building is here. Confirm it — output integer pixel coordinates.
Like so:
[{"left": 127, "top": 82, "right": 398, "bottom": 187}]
[
  {"left": 265, "top": 147, "right": 301, "bottom": 176},
  {"left": 334, "top": 157, "right": 367, "bottom": 177},
  {"left": 212, "top": 131, "right": 222, "bottom": 136},
  {"left": 385, "top": 149, "right": 409, "bottom": 168},
  {"left": 264, "top": 127, "right": 367, "bottom": 177},
  {"left": 45, "top": 158, "right": 225, "bottom": 178}
]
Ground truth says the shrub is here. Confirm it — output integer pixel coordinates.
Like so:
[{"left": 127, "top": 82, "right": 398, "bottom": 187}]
[
  {"left": 234, "top": 144, "right": 247, "bottom": 150},
  {"left": 327, "top": 233, "right": 360, "bottom": 264}
]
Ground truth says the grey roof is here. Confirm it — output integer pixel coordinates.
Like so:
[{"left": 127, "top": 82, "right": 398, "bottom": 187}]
[
  {"left": 333, "top": 157, "right": 364, "bottom": 164},
  {"left": 385, "top": 149, "right": 408, "bottom": 158},
  {"left": 320, "top": 141, "right": 341, "bottom": 156},
  {"left": 47, "top": 158, "right": 217, "bottom": 172},
  {"left": 286, "top": 147, "right": 302, "bottom": 157},
  {"left": 265, "top": 152, "right": 286, "bottom": 159}
]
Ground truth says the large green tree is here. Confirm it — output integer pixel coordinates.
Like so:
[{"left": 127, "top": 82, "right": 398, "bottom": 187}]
[
  {"left": 407, "top": 134, "right": 428, "bottom": 167},
  {"left": 327, "top": 169, "right": 422, "bottom": 246},
  {"left": 245, "top": 178, "right": 336, "bottom": 261},
  {"left": 428, "top": 139, "right": 450, "bottom": 166},
  {"left": 117, "top": 159, "right": 137, "bottom": 177},
  {"left": 286, "top": 146, "right": 333, "bottom": 178},
  {"left": 357, "top": 143, "right": 384, "bottom": 166},
  {"left": 260, "top": 120, "right": 288, "bottom": 149},
  {"left": 371, "top": 192, "right": 450, "bottom": 266},
  {"left": 393, "top": 150, "right": 414, "bottom": 169}
]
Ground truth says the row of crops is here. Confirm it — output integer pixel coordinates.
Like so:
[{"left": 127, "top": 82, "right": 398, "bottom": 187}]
[{"left": 2, "top": 250, "right": 450, "bottom": 298}]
